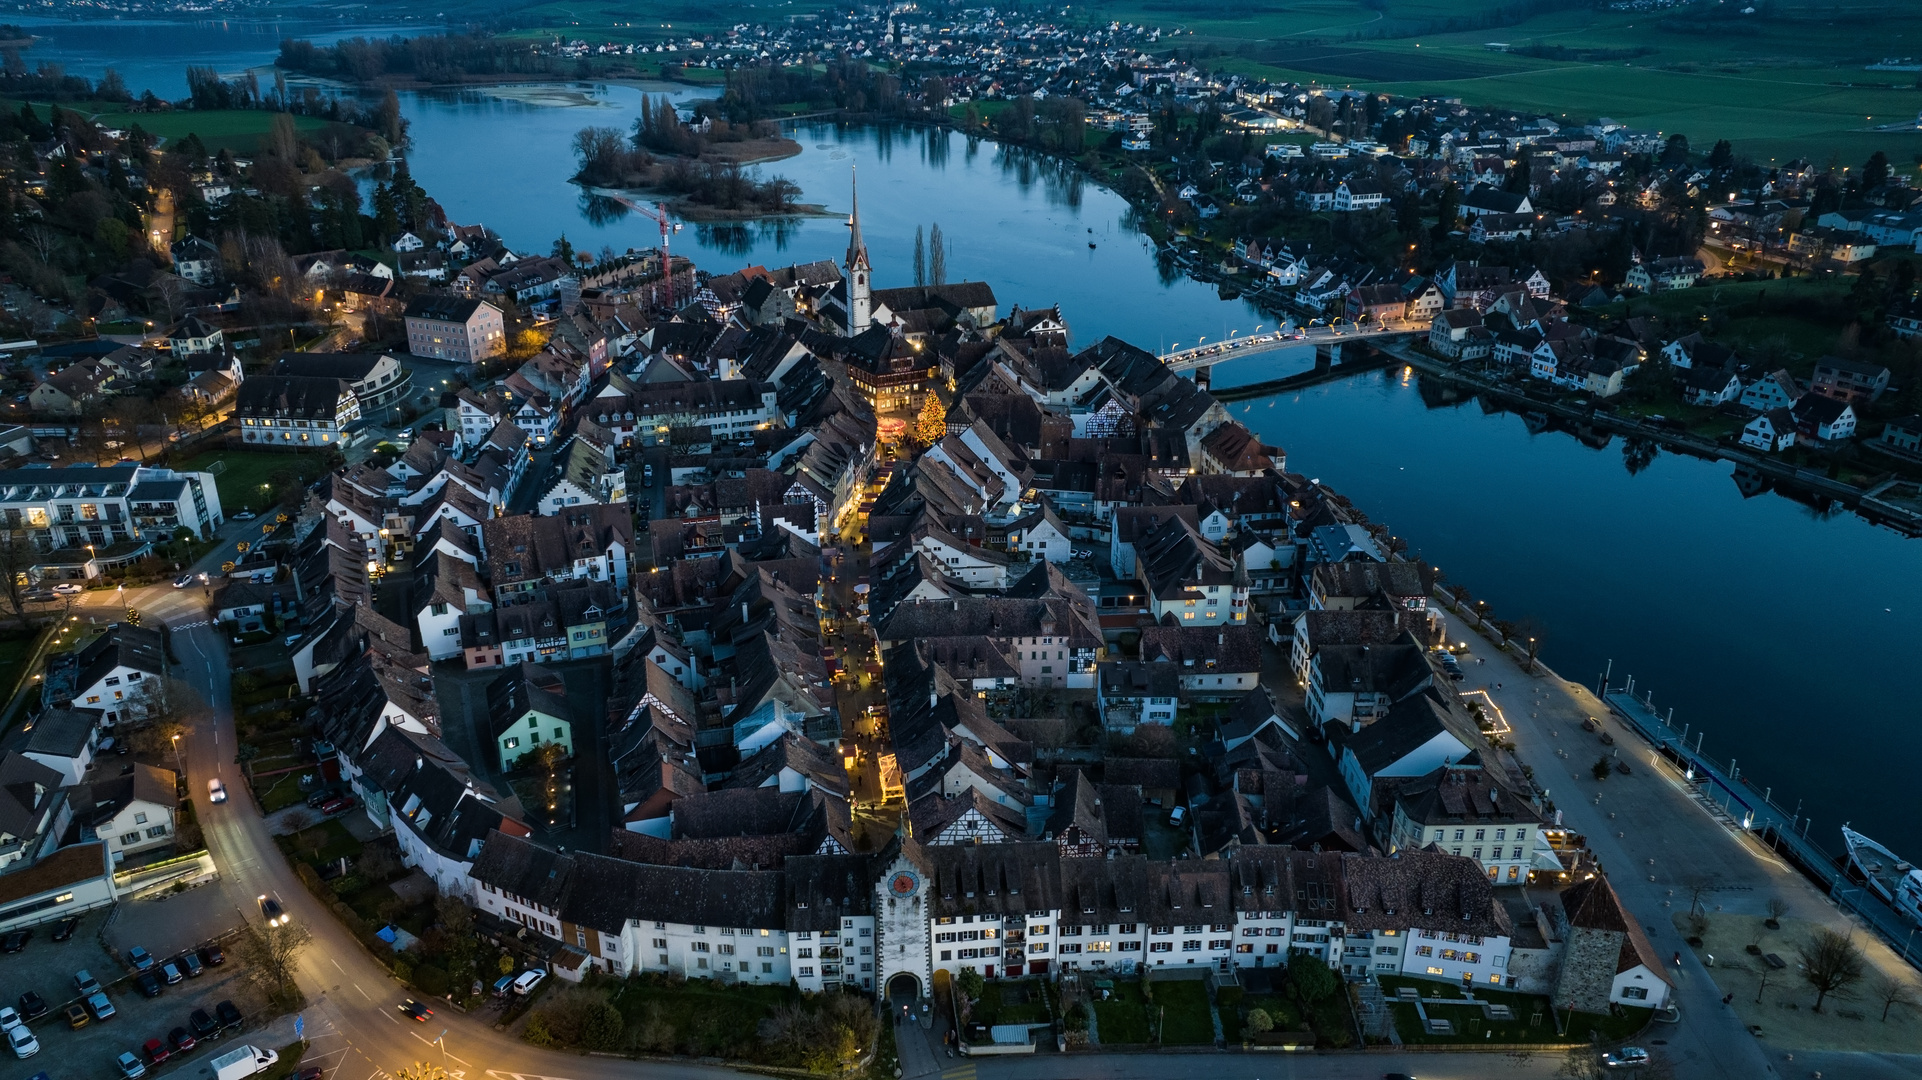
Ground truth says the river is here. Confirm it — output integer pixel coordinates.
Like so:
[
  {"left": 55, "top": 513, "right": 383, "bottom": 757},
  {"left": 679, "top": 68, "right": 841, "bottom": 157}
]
[{"left": 21, "top": 24, "right": 1922, "bottom": 858}]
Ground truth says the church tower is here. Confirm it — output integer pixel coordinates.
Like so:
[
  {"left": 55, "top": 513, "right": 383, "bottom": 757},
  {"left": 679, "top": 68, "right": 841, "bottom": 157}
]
[{"left": 845, "top": 168, "right": 873, "bottom": 336}]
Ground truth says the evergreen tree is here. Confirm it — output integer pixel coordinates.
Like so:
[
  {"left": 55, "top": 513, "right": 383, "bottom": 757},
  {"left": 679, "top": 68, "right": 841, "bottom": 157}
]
[
  {"left": 913, "top": 225, "right": 925, "bottom": 287},
  {"left": 928, "top": 222, "right": 946, "bottom": 285},
  {"left": 1863, "top": 151, "right": 1891, "bottom": 191},
  {"left": 371, "top": 181, "right": 400, "bottom": 242}
]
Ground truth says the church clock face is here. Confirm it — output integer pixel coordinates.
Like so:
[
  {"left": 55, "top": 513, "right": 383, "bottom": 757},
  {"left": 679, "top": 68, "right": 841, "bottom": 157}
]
[{"left": 889, "top": 869, "right": 920, "bottom": 897}]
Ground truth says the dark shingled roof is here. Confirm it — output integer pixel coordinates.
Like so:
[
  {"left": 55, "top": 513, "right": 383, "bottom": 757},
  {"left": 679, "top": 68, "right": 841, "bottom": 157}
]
[
  {"left": 1560, "top": 875, "right": 1669, "bottom": 980},
  {"left": 1340, "top": 847, "right": 1512, "bottom": 937}
]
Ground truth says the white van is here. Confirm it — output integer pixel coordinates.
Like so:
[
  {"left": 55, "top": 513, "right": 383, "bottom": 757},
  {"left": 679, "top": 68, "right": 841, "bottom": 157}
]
[{"left": 511, "top": 968, "right": 547, "bottom": 996}]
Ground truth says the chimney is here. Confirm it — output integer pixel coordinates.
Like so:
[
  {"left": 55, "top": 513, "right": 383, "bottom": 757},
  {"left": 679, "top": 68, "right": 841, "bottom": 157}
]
[{"left": 741, "top": 602, "right": 750, "bottom": 623}]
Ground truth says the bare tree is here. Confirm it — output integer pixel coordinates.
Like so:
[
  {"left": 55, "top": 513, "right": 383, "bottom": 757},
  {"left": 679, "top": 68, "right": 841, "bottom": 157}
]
[
  {"left": 1765, "top": 896, "right": 1789, "bottom": 928},
  {"left": 280, "top": 807, "right": 317, "bottom": 836},
  {"left": 0, "top": 527, "right": 37, "bottom": 625},
  {"left": 1682, "top": 874, "right": 1719, "bottom": 917},
  {"left": 1871, "top": 972, "right": 1919, "bottom": 1021},
  {"left": 124, "top": 674, "right": 207, "bottom": 756},
  {"left": 236, "top": 917, "right": 312, "bottom": 1007},
  {"left": 1797, "top": 928, "right": 1867, "bottom": 1012},
  {"left": 23, "top": 223, "right": 60, "bottom": 264}
]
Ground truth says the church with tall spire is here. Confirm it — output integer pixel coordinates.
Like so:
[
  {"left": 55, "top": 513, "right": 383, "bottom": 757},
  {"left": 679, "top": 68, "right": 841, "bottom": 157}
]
[{"left": 844, "top": 167, "right": 873, "bottom": 337}]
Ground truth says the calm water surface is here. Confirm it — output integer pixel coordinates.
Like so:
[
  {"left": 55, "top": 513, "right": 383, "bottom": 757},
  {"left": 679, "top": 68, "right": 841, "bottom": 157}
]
[
  {"left": 23, "top": 25, "right": 1922, "bottom": 857},
  {"left": 1239, "top": 370, "right": 1922, "bottom": 854}
]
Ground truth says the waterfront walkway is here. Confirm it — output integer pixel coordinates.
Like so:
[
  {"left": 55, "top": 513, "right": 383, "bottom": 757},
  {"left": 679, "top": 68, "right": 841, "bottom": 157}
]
[
  {"left": 1453, "top": 618, "right": 1922, "bottom": 1079},
  {"left": 1605, "top": 689, "right": 1921, "bottom": 963}
]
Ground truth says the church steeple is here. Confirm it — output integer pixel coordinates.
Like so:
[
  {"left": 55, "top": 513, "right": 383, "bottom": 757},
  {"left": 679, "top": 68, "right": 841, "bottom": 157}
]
[{"left": 845, "top": 166, "right": 873, "bottom": 336}]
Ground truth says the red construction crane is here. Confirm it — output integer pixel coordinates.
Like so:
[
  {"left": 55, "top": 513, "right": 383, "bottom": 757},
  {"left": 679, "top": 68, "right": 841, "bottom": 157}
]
[{"left": 606, "top": 194, "right": 684, "bottom": 310}]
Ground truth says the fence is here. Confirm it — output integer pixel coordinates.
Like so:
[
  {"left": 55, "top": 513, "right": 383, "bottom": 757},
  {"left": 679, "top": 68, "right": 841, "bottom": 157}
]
[{"left": 1603, "top": 685, "right": 1921, "bottom": 970}]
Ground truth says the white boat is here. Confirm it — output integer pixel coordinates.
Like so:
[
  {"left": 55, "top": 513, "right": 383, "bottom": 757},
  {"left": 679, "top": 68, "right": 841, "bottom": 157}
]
[{"left": 1842, "top": 825, "right": 1922, "bottom": 926}]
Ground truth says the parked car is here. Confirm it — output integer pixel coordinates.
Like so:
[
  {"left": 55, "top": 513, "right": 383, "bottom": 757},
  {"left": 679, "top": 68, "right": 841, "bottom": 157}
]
[
  {"left": 160, "top": 961, "right": 183, "bottom": 985},
  {"left": 1603, "top": 1047, "right": 1650, "bottom": 1068},
  {"left": 142, "top": 1037, "right": 171, "bottom": 1064},
  {"left": 318, "top": 795, "right": 356, "bottom": 816},
  {"left": 294, "top": 1069, "right": 326, "bottom": 1080},
  {"left": 511, "top": 969, "right": 547, "bottom": 996},
  {"left": 233, "top": 510, "right": 257, "bottom": 520},
  {"left": 17, "top": 992, "right": 47, "bottom": 1023},
  {"left": 51, "top": 582, "right": 83, "bottom": 595},
  {"left": 208, "top": 778, "right": 227, "bottom": 803},
  {"left": 178, "top": 952, "right": 203, "bottom": 978},
  {"left": 6, "top": 1022, "right": 37, "bottom": 1058},
  {"left": 188, "top": 1009, "right": 217, "bottom": 1041},
  {"left": 74, "top": 970, "right": 102, "bottom": 996},
  {"left": 0, "top": 929, "right": 27, "bottom": 952},
  {"left": 200, "top": 945, "right": 226, "bottom": 967},
  {"left": 168, "top": 1025, "right": 197, "bottom": 1052},
  {"left": 115, "top": 1050, "right": 146, "bottom": 1078},
  {"left": 0, "top": 1007, "right": 19, "bottom": 1032},
  {"left": 214, "top": 1001, "right": 242, "bottom": 1030},
  {"left": 127, "top": 947, "right": 155, "bottom": 971},
  {"left": 133, "top": 973, "right": 160, "bottom": 998},
  {"left": 491, "top": 975, "right": 514, "bottom": 997},
  {"left": 49, "top": 917, "right": 78, "bottom": 942},
  {"left": 85, "top": 992, "right": 115, "bottom": 1021}
]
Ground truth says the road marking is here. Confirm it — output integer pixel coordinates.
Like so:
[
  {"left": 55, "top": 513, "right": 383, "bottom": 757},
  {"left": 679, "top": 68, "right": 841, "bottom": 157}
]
[
  {"left": 332, "top": 958, "right": 345, "bottom": 973},
  {"left": 381, "top": 1009, "right": 399, "bottom": 1024},
  {"left": 487, "top": 1073, "right": 575, "bottom": 1080}
]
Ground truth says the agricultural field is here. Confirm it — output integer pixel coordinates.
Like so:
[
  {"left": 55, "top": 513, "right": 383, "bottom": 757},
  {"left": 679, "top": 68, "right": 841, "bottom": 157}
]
[
  {"left": 0, "top": 102, "right": 357, "bottom": 155},
  {"left": 1091, "top": 0, "right": 1922, "bottom": 166}
]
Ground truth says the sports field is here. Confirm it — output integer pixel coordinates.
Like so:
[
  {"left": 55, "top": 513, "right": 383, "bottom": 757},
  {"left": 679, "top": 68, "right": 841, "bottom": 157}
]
[{"left": 1092, "top": 0, "right": 1922, "bottom": 166}]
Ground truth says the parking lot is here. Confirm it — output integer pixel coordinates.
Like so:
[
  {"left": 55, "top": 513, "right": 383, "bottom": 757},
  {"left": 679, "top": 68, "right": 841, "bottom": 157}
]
[{"left": 6, "top": 907, "right": 266, "bottom": 1079}]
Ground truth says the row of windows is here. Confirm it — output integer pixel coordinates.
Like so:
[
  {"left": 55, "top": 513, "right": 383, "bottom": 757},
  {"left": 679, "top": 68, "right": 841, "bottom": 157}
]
[{"left": 1433, "top": 827, "right": 1529, "bottom": 843}]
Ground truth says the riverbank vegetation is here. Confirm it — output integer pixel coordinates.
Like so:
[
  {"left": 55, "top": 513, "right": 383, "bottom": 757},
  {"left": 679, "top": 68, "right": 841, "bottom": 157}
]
[
  {"left": 572, "top": 97, "right": 803, "bottom": 216},
  {"left": 277, "top": 33, "right": 584, "bottom": 86}
]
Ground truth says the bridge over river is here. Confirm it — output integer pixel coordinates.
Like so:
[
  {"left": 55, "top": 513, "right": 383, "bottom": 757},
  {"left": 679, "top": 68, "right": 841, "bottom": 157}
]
[{"left": 1159, "top": 324, "right": 1415, "bottom": 374}]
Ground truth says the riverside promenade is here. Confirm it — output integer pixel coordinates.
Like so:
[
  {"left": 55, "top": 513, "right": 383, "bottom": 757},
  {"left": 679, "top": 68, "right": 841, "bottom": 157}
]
[{"left": 1451, "top": 615, "right": 1922, "bottom": 1079}]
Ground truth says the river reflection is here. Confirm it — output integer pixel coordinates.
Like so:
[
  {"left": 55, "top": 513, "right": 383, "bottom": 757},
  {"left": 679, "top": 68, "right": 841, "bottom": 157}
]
[{"left": 14, "top": 20, "right": 1917, "bottom": 856}]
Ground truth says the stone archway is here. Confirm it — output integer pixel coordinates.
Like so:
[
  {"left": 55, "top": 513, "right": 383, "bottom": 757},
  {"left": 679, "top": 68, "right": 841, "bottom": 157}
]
[{"left": 886, "top": 971, "right": 922, "bottom": 1007}]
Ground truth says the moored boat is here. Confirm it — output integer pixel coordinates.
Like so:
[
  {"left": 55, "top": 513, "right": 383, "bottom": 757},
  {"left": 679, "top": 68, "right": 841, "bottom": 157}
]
[{"left": 1842, "top": 825, "right": 1922, "bottom": 926}]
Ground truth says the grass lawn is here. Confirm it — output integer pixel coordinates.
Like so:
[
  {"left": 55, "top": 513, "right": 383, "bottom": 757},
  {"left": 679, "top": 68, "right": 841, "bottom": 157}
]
[
  {"left": 257, "top": 771, "right": 307, "bottom": 813},
  {"left": 972, "top": 980, "right": 1051, "bottom": 1027},
  {"left": 0, "top": 627, "right": 42, "bottom": 723},
  {"left": 1149, "top": 979, "right": 1216, "bottom": 1045},
  {"left": 169, "top": 449, "right": 334, "bottom": 515},
  {"left": 1377, "top": 975, "right": 1647, "bottom": 1044},
  {"left": 1242, "top": 993, "right": 1307, "bottom": 1033},
  {"left": 92, "top": 109, "right": 355, "bottom": 155},
  {"left": 610, "top": 978, "right": 799, "bottom": 1057},
  {"left": 1091, "top": 979, "right": 1151, "bottom": 1044}
]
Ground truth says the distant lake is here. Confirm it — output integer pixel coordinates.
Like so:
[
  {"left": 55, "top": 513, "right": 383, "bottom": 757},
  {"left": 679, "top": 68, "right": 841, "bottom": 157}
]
[
  {"left": 22, "top": 22, "right": 1922, "bottom": 861},
  {"left": 9, "top": 15, "right": 426, "bottom": 100}
]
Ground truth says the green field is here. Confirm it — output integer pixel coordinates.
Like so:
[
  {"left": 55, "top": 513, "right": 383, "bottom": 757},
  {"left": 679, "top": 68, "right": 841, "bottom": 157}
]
[
  {"left": 1091, "top": 0, "right": 1922, "bottom": 166},
  {"left": 93, "top": 109, "right": 354, "bottom": 154},
  {"left": 3, "top": 100, "right": 354, "bottom": 155},
  {"left": 170, "top": 449, "right": 333, "bottom": 515}
]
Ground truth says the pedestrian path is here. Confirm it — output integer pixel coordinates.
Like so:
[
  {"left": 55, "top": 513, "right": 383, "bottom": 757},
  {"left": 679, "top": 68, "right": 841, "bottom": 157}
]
[{"left": 896, "top": 1014, "right": 943, "bottom": 1079}]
